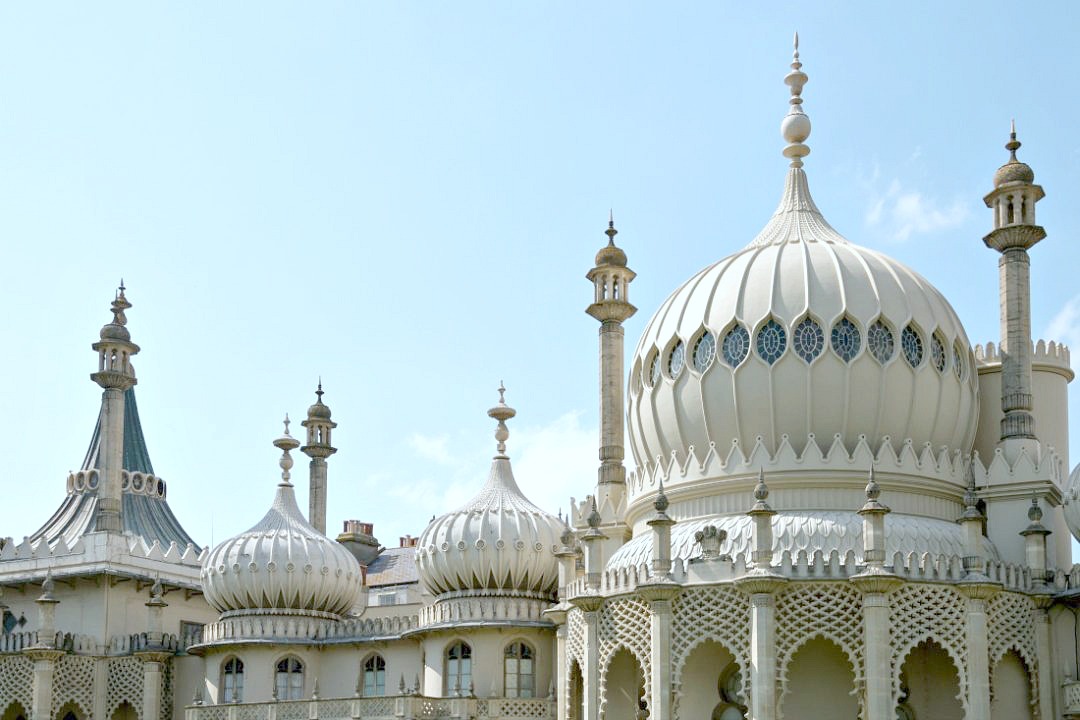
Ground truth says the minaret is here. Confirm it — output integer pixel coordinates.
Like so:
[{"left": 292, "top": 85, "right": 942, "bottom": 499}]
[
  {"left": 585, "top": 213, "right": 636, "bottom": 532},
  {"left": 301, "top": 381, "right": 337, "bottom": 535},
  {"left": 91, "top": 283, "right": 139, "bottom": 533},
  {"left": 983, "top": 122, "right": 1045, "bottom": 449}
]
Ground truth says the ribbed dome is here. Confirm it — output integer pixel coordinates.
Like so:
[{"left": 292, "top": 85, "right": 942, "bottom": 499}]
[
  {"left": 1064, "top": 463, "right": 1080, "bottom": 542},
  {"left": 201, "top": 432, "right": 362, "bottom": 618},
  {"left": 628, "top": 167, "right": 979, "bottom": 484},
  {"left": 416, "top": 391, "right": 562, "bottom": 597}
]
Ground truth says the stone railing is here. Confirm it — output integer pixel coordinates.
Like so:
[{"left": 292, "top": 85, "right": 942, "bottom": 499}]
[
  {"left": 419, "top": 594, "right": 551, "bottom": 629},
  {"left": 192, "top": 614, "right": 418, "bottom": 647},
  {"left": 185, "top": 696, "right": 555, "bottom": 720},
  {"left": 1063, "top": 679, "right": 1080, "bottom": 719}
]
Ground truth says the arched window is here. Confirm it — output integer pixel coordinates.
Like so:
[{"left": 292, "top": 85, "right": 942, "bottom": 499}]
[
  {"left": 275, "top": 657, "right": 304, "bottom": 701},
  {"left": 504, "top": 642, "right": 535, "bottom": 698},
  {"left": 222, "top": 657, "right": 244, "bottom": 703},
  {"left": 363, "top": 654, "right": 386, "bottom": 697},
  {"left": 445, "top": 642, "right": 472, "bottom": 696}
]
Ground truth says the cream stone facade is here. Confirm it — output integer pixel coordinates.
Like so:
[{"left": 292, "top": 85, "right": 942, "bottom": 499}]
[{"left": 6, "top": 37, "right": 1080, "bottom": 720}]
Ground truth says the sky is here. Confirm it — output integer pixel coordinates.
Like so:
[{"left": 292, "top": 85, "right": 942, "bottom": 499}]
[{"left": 1, "top": 3, "right": 1079, "bottom": 558}]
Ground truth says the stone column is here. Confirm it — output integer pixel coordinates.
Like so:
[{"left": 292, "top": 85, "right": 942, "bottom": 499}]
[
  {"left": 1033, "top": 599, "right": 1055, "bottom": 720},
  {"left": 958, "top": 582, "right": 998, "bottom": 720},
  {"left": 736, "top": 575, "right": 785, "bottom": 720},
  {"left": 308, "top": 458, "right": 328, "bottom": 534},
  {"left": 638, "top": 584, "right": 678, "bottom": 720},
  {"left": 25, "top": 648, "right": 64, "bottom": 720},
  {"left": 137, "top": 651, "right": 172, "bottom": 720},
  {"left": 544, "top": 606, "right": 570, "bottom": 720},
  {"left": 571, "top": 597, "right": 602, "bottom": 720},
  {"left": 850, "top": 575, "right": 901, "bottom": 719}
]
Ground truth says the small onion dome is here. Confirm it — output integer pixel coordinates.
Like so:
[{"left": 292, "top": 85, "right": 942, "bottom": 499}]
[
  {"left": 201, "top": 419, "right": 362, "bottom": 618},
  {"left": 99, "top": 285, "right": 133, "bottom": 342},
  {"left": 595, "top": 216, "right": 628, "bottom": 267},
  {"left": 307, "top": 383, "right": 332, "bottom": 420},
  {"left": 416, "top": 386, "right": 562, "bottom": 597},
  {"left": 994, "top": 123, "right": 1035, "bottom": 187}
]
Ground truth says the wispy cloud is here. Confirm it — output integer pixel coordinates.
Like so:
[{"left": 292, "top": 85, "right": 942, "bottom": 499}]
[
  {"left": 407, "top": 432, "right": 455, "bottom": 465},
  {"left": 1045, "top": 295, "right": 1080, "bottom": 349},
  {"left": 865, "top": 178, "right": 969, "bottom": 242}
]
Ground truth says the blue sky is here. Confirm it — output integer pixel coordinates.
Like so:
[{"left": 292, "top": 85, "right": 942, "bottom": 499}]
[{"left": 1, "top": 3, "right": 1078, "bottom": 557}]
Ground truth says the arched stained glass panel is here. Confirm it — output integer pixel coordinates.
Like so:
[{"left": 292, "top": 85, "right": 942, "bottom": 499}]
[
  {"left": 755, "top": 319, "right": 787, "bottom": 365},
  {"left": 830, "top": 317, "right": 861, "bottom": 362},
  {"left": 792, "top": 317, "right": 824, "bottom": 363}
]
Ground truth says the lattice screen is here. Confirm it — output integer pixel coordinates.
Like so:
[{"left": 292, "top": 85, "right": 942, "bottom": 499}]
[
  {"left": 889, "top": 584, "right": 968, "bottom": 714},
  {"left": 671, "top": 586, "right": 751, "bottom": 719},
  {"left": 52, "top": 655, "right": 97, "bottom": 719}
]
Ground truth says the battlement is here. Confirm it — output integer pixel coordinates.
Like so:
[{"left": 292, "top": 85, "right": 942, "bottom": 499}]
[{"left": 974, "top": 339, "right": 1072, "bottom": 377}]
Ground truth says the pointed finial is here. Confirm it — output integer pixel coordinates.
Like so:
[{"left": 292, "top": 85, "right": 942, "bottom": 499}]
[
  {"left": 109, "top": 282, "right": 132, "bottom": 327},
  {"left": 1028, "top": 493, "right": 1043, "bottom": 523},
  {"left": 865, "top": 465, "right": 880, "bottom": 501},
  {"left": 40, "top": 570, "right": 56, "bottom": 600},
  {"left": 1006, "top": 118, "right": 1021, "bottom": 161},
  {"left": 654, "top": 477, "right": 669, "bottom": 514},
  {"left": 316, "top": 378, "right": 324, "bottom": 402},
  {"left": 781, "top": 32, "right": 811, "bottom": 167},
  {"left": 605, "top": 210, "right": 618, "bottom": 244},
  {"left": 749, "top": 468, "right": 774, "bottom": 514},
  {"left": 273, "top": 415, "right": 300, "bottom": 486},
  {"left": 587, "top": 495, "right": 602, "bottom": 529},
  {"left": 150, "top": 575, "right": 163, "bottom": 600},
  {"left": 487, "top": 382, "right": 516, "bottom": 456}
]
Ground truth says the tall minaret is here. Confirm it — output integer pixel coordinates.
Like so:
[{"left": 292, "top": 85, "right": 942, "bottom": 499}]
[
  {"left": 91, "top": 283, "right": 139, "bottom": 533},
  {"left": 983, "top": 122, "right": 1045, "bottom": 451},
  {"left": 301, "top": 381, "right": 337, "bottom": 535},
  {"left": 585, "top": 214, "right": 636, "bottom": 534}
]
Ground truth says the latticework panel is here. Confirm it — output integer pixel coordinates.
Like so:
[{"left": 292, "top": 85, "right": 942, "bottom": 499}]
[
  {"left": 52, "top": 655, "right": 97, "bottom": 719},
  {"left": 597, "top": 597, "right": 651, "bottom": 718},
  {"left": 987, "top": 591, "right": 1038, "bottom": 714},
  {"left": 566, "top": 608, "right": 585, "bottom": 671},
  {"left": 889, "top": 584, "right": 968, "bottom": 713},
  {"left": 671, "top": 586, "right": 751, "bottom": 718},
  {"left": 107, "top": 656, "right": 145, "bottom": 719},
  {"left": 0, "top": 655, "right": 34, "bottom": 715},
  {"left": 775, "top": 582, "right": 865, "bottom": 720},
  {"left": 355, "top": 697, "right": 396, "bottom": 717}
]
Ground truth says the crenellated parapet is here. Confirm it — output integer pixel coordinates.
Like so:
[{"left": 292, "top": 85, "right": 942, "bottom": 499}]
[
  {"left": 417, "top": 592, "right": 553, "bottom": 630},
  {"left": 974, "top": 339, "right": 1073, "bottom": 379},
  {"left": 189, "top": 612, "right": 419, "bottom": 649}
]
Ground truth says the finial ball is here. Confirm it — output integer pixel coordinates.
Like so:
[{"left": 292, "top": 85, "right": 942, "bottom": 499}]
[{"left": 782, "top": 113, "right": 811, "bottom": 145}]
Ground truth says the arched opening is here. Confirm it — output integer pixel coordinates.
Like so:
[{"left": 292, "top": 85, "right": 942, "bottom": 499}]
[
  {"left": 445, "top": 641, "right": 472, "bottom": 696},
  {"left": 275, "top": 656, "right": 304, "bottom": 701},
  {"left": 603, "top": 648, "right": 645, "bottom": 720},
  {"left": 780, "top": 637, "right": 857, "bottom": 719},
  {"left": 363, "top": 654, "right": 386, "bottom": 697},
  {"left": 898, "top": 639, "right": 963, "bottom": 720},
  {"left": 990, "top": 650, "right": 1033, "bottom": 720},
  {"left": 504, "top": 641, "right": 535, "bottom": 698},
  {"left": 568, "top": 661, "right": 583, "bottom": 720},
  {"left": 55, "top": 702, "right": 86, "bottom": 720},
  {"left": 675, "top": 640, "right": 743, "bottom": 720},
  {"left": 221, "top": 656, "right": 244, "bottom": 703},
  {"left": 2, "top": 702, "right": 28, "bottom": 720},
  {"left": 110, "top": 702, "right": 136, "bottom": 720}
]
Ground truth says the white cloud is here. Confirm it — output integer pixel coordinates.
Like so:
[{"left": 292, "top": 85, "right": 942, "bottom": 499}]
[
  {"left": 1045, "top": 295, "right": 1080, "bottom": 349},
  {"left": 407, "top": 432, "right": 455, "bottom": 465},
  {"left": 512, "top": 410, "right": 597, "bottom": 519},
  {"left": 865, "top": 178, "right": 969, "bottom": 242}
]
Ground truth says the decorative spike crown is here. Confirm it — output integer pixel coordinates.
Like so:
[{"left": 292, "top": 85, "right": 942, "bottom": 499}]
[
  {"left": 274, "top": 415, "right": 300, "bottom": 486},
  {"left": 488, "top": 382, "right": 516, "bottom": 456},
  {"left": 781, "top": 32, "right": 811, "bottom": 167}
]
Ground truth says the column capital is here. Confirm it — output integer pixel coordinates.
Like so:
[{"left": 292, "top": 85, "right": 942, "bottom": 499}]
[
  {"left": 850, "top": 569, "right": 903, "bottom": 596},
  {"left": 956, "top": 578, "right": 1001, "bottom": 602},
  {"left": 735, "top": 569, "right": 787, "bottom": 596},
  {"left": 135, "top": 650, "right": 173, "bottom": 665},
  {"left": 23, "top": 648, "right": 64, "bottom": 662},
  {"left": 637, "top": 581, "right": 680, "bottom": 605},
  {"left": 570, "top": 594, "right": 604, "bottom": 613}
]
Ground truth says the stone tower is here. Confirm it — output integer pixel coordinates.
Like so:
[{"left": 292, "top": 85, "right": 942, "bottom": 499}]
[
  {"left": 983, "top": 122, "right": 1045, "bottom": 452},
  {"left": 585, "top": 215, "right": 636, "bottom": 549},
  {"left": 301, "top": 382, "right": 337, "bottom": 535},
  {"left": 91, "top": 284, "right": 139, "bottom": 533}
]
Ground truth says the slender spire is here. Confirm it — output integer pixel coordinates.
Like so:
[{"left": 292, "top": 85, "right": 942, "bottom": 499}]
[
  {"left": 274, "top": 415, "right": 300, "bottom": 487},
  {"left": 488, "top": 382, "right": 516, "bottom": 457},
  {"left": 605, "top": 210, "right": 617, "bottom": 244},
  {"left": 781, "top": 32, "right": 811, "bottom": 167}
]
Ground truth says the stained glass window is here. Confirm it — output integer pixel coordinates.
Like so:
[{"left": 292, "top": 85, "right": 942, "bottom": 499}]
[
  {"left": 830, "top": 317, "right": 861, "bottom": 362},
  {"left": 901, "top": 325, "right": 924, "bottom": 368},
  {"left": 867, "top": 320, "right": 895, "bottom": 364},
  {"left": 693, "top": 331, "right": 716, "bottom": 372},
  {"left": 793, "top": 317, "right": 824, "bottom": 363},
  {"left": 722, "top": 325, "right": 750, "bottom": 367},
  {"left": 953, "top": 345, "right": 963, "bottom": 380},
  {"left": 755, "top": 319, "right": 787, "bottom": 365}
]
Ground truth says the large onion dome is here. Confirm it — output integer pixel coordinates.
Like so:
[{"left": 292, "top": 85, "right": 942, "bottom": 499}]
[
  {"left": 626, "top": 41, "right": 978, "bottom": 492},
  {"left": 201, "top": 420, "right": 362, "bottom": 619},
  {"left": 416, "top": 387, "right": 562, "bottom": 598}
]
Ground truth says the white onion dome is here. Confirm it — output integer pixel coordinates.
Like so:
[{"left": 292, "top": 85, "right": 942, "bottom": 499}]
[
  {"left": 416, "top": 387, "right": 562, "bottom": 598},
  {"left": 201, "top": 419, "right": 362, "bottom": 619},
  {"left": 1064, "top": 462, "right": 1080, "bottom": 542},
  {"left": 627, "top": 41, "right": 978, "bottom": 492}
]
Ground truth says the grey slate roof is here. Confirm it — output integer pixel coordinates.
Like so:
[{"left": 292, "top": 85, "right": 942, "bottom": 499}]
[
  {"left": 29, "top": 388, "right": 200, "bottom": 551},
  {"left": 365, "top": 546, "right": 419, "bottom": 587}
]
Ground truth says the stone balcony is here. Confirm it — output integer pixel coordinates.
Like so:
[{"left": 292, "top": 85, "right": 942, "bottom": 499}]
[
  {"left": 185, "top": 696, "right": 555, "bottom": 720},
  {"left": 1064, "top": 679, "right": 1080, "bottom": 719}
]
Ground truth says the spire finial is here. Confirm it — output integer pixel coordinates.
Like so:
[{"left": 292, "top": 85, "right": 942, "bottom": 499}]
[
  {"left": 605, "top": 211, "right": 618, "bottom": 244},
  {"left": 487, "top": 382, "right": 516, "bottom": 456},
  {"left": 109, "top": 282, "right": 132, "bottom": 327},
  {"left": 273, "top": 415, "right": 300, "bottom": 486},
  {"left": 316, "top": 378, "right": 324, "bottom": 403},
  {"left": 1006, "top": 119, "right": 1021, "bottom": 161},
  {"left": 781, "top": 32, "right": 811, "bottom": 168}
]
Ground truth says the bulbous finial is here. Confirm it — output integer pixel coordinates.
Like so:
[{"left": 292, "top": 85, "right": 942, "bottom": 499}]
[
  {"left": 1028, "top": 494, "right": 1043, "bottom": 523},
  {"left": 865, "top": 465, "right": 880, "bottom": 501},
  {"left": 1007, "top": 119, "right": 1020, "bottom": 161},
  {"left": 40, "top": 570, "right": 56, "bottom": 601},
  {"left": 961, "top": 463, "right": 983, "bottom": 520},
  {"left": 112, "top": 281, "right": 131, "bottom": 326},
  {"left": 654, "top": 477, "right": 669, "bottom": 514},
  {"left": 749, "top": 468, "right": 774, "bottom": 514},
  {"left": 586, "top": 496, "right": 602, "bottom": 529},
  {"left": 606, "top": 210, "right": 617, "bottom": 244},
  {"left": 781, "top": 32, "right": 811, "bottom": 167},
  {"left": 487, "top": 382, "right": 517, "bottom": 457},
  {"left": 993, "top": 119, "right": 1035, "bottom": 187},
  {"left": 273, "top": 415, "right": 300, "bottom": 486},
  {"left": 150, "top": 575, "right": 163, "bottom": 600}
]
